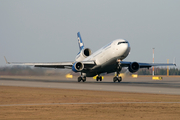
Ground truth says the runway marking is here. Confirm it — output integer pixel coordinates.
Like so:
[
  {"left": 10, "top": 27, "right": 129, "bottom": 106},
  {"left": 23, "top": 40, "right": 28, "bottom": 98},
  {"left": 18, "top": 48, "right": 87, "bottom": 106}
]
[{"left": 1, "top": 102, "right": 180, "bottom": 107}]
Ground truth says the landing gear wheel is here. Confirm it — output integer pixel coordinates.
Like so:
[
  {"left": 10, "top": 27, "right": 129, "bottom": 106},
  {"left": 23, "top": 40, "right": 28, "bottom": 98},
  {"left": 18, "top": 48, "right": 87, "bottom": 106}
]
[
  {"left": 78, "top": 77, "right": 82, "bottom": 82},
  {"left": 99, "top": 76, "right": 102, "bottom": 81},
  {"left": 78, "top": 76, "right": 86, "bottom": 82},
  {"left": 96, "top": 76, "right": 102, "bottom": 82},
  {"left": 113, "top": 76, "right": 122, "bottom": 82},
  {"left": 118, "top": 77, "right": 122, "bottom": 82},
  {"left": 82, "top": 77, "right": 86, "bottom": 82},
  {"left": 96, "top": 76, "right": 99, "bottom": 81},
  {"left": 113, "top": 77, "right": 118, "bottom": 82}
]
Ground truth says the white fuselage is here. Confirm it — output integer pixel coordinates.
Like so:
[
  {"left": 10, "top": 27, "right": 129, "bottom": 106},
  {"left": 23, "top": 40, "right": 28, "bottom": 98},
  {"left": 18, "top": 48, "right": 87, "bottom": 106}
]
[
  {"left": 84, "top": 39, "right": 130, "bottom": 65},
  {"left": 81, "top": 39, "right": 130, "bottom": 76}
]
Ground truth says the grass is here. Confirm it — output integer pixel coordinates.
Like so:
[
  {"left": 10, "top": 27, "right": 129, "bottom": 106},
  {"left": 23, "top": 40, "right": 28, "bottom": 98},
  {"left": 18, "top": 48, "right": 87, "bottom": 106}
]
[{"left": 0, "top": 86, "right": 180, "bottom": 120}]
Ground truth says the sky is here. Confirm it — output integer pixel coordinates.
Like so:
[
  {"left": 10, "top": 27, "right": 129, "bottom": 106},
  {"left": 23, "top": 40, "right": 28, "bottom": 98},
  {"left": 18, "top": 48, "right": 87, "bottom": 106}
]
[{"left": 0, "top": 0, "right": 180, "bottom": 68}]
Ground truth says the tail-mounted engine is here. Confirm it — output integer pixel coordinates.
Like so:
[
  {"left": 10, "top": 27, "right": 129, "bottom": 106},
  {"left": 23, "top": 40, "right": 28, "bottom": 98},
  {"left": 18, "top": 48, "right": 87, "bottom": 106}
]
[
  {"left": 75, "top": 48, "right": 92, "bottom": 61},
  {"left": 128, "top": 62, "right": 140, "bottom": 73},
  {"left": 72, "top": 62, "right": 84, "bottom": 72}
]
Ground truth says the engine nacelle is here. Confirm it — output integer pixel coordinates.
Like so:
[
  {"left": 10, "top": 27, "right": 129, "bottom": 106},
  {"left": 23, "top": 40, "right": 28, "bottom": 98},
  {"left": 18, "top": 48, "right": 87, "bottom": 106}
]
[
  {"left": 76, "top": 48, "right": 92, "bottom": 61},
  {"left": 128, "top": 62, "right": 140, "bottom": 73},
  {"left": 72, "top": 62, "right": 84, "bottom": 72}
]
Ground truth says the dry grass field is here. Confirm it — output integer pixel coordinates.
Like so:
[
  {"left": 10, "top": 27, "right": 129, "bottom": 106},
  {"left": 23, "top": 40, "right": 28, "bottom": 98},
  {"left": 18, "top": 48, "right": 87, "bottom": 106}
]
[{"left": 0, "top": 86, "right": 180, "bottom": 120}]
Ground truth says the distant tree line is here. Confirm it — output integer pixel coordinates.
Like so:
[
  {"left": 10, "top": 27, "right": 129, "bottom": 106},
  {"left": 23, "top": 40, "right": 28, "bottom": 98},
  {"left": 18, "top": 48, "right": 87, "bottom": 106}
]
[
  {"left": 0, "top": 66, "right": 70, "bottom": 76},
  {"left": 137, "top": 68, "right": 180, "bottom": 75},
  {"left": 0, "top": 66, "right": 45, "bottom": 76},
  {"left": 0, "top": 66, "right": 180, "bottom": 76}
]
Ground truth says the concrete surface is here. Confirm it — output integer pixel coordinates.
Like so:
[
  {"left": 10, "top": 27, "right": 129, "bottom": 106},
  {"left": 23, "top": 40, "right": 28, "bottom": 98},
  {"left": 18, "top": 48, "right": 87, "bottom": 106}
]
[{"left": 0, "top": 76, "right": 179, "bottom": 95}]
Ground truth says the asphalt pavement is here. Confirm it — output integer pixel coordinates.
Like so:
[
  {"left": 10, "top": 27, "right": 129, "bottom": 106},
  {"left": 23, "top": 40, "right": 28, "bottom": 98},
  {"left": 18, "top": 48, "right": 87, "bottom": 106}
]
[{"left": 0, "top": 76, "right": 180, "bottom": 95}]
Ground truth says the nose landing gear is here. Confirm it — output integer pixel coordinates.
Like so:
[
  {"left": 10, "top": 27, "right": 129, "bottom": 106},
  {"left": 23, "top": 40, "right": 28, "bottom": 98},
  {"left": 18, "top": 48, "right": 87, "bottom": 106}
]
[
  {"left": 113, "top": 76, "right": 122, "bottom": 82},
  {"left": 113, "top": 63, "right": 122, "bottom": 82}
]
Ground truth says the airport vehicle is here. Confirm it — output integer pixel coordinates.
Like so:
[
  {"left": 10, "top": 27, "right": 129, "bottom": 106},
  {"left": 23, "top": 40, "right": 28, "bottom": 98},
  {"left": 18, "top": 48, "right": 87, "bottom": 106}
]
[{"left": 4, "top": 32, "right": 175, "bottom": 82}]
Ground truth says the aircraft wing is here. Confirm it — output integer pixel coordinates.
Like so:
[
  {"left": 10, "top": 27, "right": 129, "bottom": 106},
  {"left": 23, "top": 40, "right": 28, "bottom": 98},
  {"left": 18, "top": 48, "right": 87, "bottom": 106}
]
[
  {"left": 6, "top": 61, "right": 73, "bottom": 69},
  {"left": 120, "top": 61, "right": 176, "bottom": 68},
  {"left": 4, "top": 56, "right": 96, "bottom": 69},
  {"left": 138, "top": 63, "right": 176, "bottom": 68}
]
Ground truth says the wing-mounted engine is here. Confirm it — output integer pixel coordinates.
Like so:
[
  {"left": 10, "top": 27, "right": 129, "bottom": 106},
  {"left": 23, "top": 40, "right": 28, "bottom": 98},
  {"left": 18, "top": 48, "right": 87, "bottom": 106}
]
[
  {"left": 128, "top": 62, "right": 140, "bottom": 73},
  {"left": 72, "top": 62, "right": 84, "bottom": 72},
  {"left": 75, "top": 48, "right": 92, "bottom": 61}
]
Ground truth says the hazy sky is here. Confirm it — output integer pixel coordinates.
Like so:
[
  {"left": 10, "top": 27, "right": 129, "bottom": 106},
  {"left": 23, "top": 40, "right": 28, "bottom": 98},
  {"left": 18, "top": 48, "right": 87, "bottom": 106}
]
[{"left": 0, "top": 0, "right": 180, "bottom": 68}]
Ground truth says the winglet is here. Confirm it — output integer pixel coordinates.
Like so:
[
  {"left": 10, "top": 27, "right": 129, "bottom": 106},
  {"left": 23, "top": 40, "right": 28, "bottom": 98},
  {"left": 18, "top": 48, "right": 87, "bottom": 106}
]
[
  {"left": 4, "top": 56, "right": 10, "bottom": 64},
  {"left": 173, "top": 57, "right": 177, "bottom": 66},
  {"left": 77, "top": 32, "right": 84, "bottom": 51}
]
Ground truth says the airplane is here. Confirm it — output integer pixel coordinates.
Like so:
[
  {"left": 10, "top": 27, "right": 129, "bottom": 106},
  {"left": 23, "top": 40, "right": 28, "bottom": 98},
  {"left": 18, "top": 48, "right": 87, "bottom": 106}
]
[{"left": 4, "top": 32, "right": 176, "bottom": 82}]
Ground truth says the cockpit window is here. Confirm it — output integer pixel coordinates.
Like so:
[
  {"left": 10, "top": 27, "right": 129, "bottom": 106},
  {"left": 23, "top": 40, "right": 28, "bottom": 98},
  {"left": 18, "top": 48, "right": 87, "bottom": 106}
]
[{"left": 117, "top": 41, "right": 128, "bottom": 45}]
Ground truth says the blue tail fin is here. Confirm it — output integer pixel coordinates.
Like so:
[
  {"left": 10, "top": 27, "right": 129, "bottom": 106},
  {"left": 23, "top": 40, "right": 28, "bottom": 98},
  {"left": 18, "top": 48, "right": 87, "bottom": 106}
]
[{"left": 77, "top": 32, "right": 84, "bottom": 51}]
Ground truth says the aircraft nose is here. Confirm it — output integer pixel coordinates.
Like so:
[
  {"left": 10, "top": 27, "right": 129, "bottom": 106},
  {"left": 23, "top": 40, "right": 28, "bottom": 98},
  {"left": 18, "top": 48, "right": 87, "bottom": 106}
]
[
  {"left": 121, "top": 43, "right": 129, "bottom": 52},
  {"left": 117, "top": 42, "right": 130, "bottom": 57}
]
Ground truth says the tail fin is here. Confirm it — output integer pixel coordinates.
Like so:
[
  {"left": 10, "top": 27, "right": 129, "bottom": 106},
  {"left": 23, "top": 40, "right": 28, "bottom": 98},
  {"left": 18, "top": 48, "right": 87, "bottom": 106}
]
[
  {"left": 4, "top": 56, "right": 9, "bottom": 64},
  {"left": 173, "top": 57, "right": 176, "bottom": 66},
  {"left": 77, "top": 32, "right": 84, "bottom": 51}
]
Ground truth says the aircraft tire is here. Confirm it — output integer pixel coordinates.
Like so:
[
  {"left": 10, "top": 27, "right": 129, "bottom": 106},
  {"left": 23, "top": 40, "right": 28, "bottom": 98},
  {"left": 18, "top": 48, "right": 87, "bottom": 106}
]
[
  {"left": 113, "top": 77, "right": 117, "bottom": 82},
  {"left": 82, "top": 77, "right": 86, "bottom": 82},
  {"left": 78, "top": 77, "right": 82, "bottom": 82},
  {"left": 118, "top": 77, "right": 122, "bottom": 82},
  {"left": 100, "top": 76, "right": 102, "bottom": 81},
  {"left": 96, "top": 77, "right": 99, "bottom": 81},
  {"left": 119, "top": 77, "right": 122, "bottom": 82}
]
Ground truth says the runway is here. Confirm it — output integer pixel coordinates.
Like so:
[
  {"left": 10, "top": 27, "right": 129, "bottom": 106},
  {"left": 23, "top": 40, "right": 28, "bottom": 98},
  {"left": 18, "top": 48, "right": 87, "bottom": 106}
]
[{"left": 0, "top": 76, "right": 180, "bottom": 95}]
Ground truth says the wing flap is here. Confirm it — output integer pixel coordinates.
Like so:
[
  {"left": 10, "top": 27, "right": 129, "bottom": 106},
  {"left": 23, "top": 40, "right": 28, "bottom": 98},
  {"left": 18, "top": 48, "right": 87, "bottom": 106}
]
[
  {"left": 8, "top": 62, "right": 73, "bottom": 69},
  {"left": 120, "top": 61, "right": 175, "bottom": 68},
  {"left": 4, "top": 57, "right": 96, "bottom": 69},
  {"left": 4, "top": 57, "right": 73, "bottom": 69},
  {"left": 139, "top": 63, "right": 176, "bottom": 68},
  {"left": 33, "top": 62, "right": 73, "bottom": 68}
]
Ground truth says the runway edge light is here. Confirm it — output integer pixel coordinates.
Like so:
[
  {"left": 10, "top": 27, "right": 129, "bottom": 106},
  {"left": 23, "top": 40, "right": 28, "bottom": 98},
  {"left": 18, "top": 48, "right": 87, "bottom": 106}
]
[
  {"left": 152, "top": 76, "right": 163, "bottom": 80},
  {"left": 66, "top": 74, "right": 73, "bottom": 79},
  {"left": 132, "top": 74, "right": 138, "bottom": 78}
]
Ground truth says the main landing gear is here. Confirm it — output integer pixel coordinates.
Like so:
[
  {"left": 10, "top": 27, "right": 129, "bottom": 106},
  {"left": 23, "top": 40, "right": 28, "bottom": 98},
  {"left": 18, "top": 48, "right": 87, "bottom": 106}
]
[
  {"left": 77, "top": 75, "right": 103, "bottom": 82},
  {"left": 96, "top": 76, "right": 102, "bottom": 81},
  {"left": 78, "top": 76, "right": 86, "bottom": 82},
  {"left": 78, "top": 72, "right": 86, "bottom": 82}
]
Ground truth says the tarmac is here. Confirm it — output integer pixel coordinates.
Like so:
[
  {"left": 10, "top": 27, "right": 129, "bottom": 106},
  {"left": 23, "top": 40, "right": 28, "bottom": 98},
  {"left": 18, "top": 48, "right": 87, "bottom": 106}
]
[{"left": 0, "top": 76, "right": 180, "bottom": 95}]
